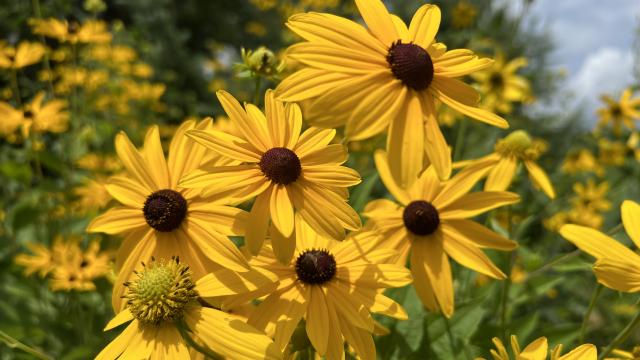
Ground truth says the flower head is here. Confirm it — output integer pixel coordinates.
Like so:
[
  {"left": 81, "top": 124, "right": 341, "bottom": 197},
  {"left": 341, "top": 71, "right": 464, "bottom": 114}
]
[
  {"left": 0, "top": 41, "right": 46, "bottom": 69},
  {"left": 363, "top": 151, "right": 519, "bottom": 316},
  {"left": 30, "top": 18, "right": 112, "bottom": 44},
  {"left": 479, "top": 334, "right": 596, "bottom": 360},
  {"left": 277, "top": 1, "right": 508, "bottom": 185}
]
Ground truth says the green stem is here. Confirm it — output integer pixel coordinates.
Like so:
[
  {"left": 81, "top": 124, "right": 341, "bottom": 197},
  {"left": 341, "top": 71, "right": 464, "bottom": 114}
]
[
  {"left": 177, "top": 321, "right": 223, "bottom": 360},
  {"left": 499, "top": 206, "right": 515, "bottom": 339},
  {"left": 253, "top": 76, "right": 262, "bottom": 105},
  {"left": 453, "top": 118, "right": 468, "bottom": 161},
  {"left": 0, "top": 331, "right": 52, "bottom": 360},
  {"left": 10, "top": 69, "right": 21, "bottom": 106},
  {"left": 443, "top": 316, "right": 457, "bottom": 357},
  {"left": 525, "top": 249, "right": 581, "bottom": 280},
  {"left": 579, "top": 284, "right": 603, "bottom": 343},
  {"left": 598, "top": 310, "right": 640, "bottom": 360}
]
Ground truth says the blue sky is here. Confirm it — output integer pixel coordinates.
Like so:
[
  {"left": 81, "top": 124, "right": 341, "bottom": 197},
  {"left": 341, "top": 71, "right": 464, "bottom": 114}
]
[{"left": 501, "top": 0, "right": 640, "bottom": 125}]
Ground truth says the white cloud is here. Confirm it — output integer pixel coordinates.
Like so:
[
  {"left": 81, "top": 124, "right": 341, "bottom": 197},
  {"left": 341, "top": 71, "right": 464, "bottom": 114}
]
[{"left": 569, "top": 47, "right": 634, "bottom": 126}]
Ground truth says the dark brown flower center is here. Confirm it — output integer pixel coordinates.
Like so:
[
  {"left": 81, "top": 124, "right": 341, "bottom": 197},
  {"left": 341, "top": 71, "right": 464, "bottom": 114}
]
[
  {"left": 259, "top": 147, "right": 301, "bottom": 185},
  {"left": 403, "top": 200, "right": 440, "bottom": 236},
  {"left": 68, "top": 21, "right": 80, "bottom": 34},
  {"left": 387, "top": 41, "right": 434, "bottom": 91},
  {"left": 23, "top": 110, "right": 34, "bottom": 118},
  {"left": 611, "top": 104, "right": 623, "bottom": 117},
  {"left": 143, "top": 189, "right": 188, "bottom": 232},
  {"left": 489, "top": 72, "right": 504, "bottom": 88},
  {"left": 295, "top": 249, "right": 336, "bottom": 285}
]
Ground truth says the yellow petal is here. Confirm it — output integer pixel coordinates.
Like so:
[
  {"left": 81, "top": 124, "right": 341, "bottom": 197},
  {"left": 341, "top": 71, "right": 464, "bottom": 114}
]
[
  {"left": 411, "top": 232, "right": 454, "bottom": 317},
  {"left": 558, "top": 344, "right": 597, "bottom": 360},
  {"left": 276, "top": 68, "right": 350, "bottom": 102},
  {"left": 86, "top": 207, "right": 146, "bottom": 235},
  {"left": 432, "top": 161, "right": 494, "bottom": 209},
  {"left": 442, "top": 227, "right": 506, "bottom": 279},
  {"left": 184, "top": 218, "right": 250, "bottom": 272},
  {"left": 408, "top": 4, "right": 441, "bottom": 48},
  {"left": 354, "top": 0, "right": 398, "bottom": 45},
  {"left": 186, "top": 306, "right": 282, "bottom": 360},
  {"left": 104, "top": 310, "right": 134, "bottom": 331},
  {"left": 302, "top": 165, "right": 361, "bottom": 187},
  {"left": 289, "top": 183, "right": 345, "bottom": 240},
  {"left": 217, "top": 90, "right": 269, "bottom": 152},
  {"left": 338, "top": 263, "right": 412, "bottom": 287},
  {"left": 284, "top": 102, "right": 303, "bottom": 149},
  {"left": 326, "top": 282, "right": 374, "bottom": 331},
  {"left": 264, "top": 89, "right": 287, "bottom": 147},
  {"left": 196, "top": 267, "right": 277, "bottom": 297},
  {"left": 621, "top": 200, "right": 640, "bottom": 249},
  {"left": 115, "top": 131, "right": 157, "bottom": 192},
  {"left": 187, "top": 203, "right": 247, "bottom": 236},
  {"left": 485, "top": 156, "right": 518, "bottom": 191},
  {"left": 338, "top": 315, "right": 376, "bottom": 360},
  {"left": 306, "top": 286, "right": 330, "bottom": 355},
  {"left": 422, "top": 97, "right": 451, "bottom": 180},
  {"left": 299, "top": 144, "right": 348, "bottom": 166},
  {"left": 524, "top": 160, "right": 556, "bottom": 199},
  {"left": 387, "top": 94, "right": 425, "bottom": 188},
  {"left": 288, "top": 42, "right": 387, "bottom": 74},
  {"left": 442, "top": 220, "right": 517, "bottom": 250},
  {"left": 270, "top": 222, "right": 296, "bottom": 264},
  {"left": 270, "top": 185, "right": 295, "bottom": 237},
  {"left": 246, "top": 190, "right": 271, "bottom": 255},
  {"left": 95, "top": 321, "right": 140, "bottom": 360},
  {"left": 520, "top": 337, "right": 548, "bottom": 359},
  {"left": 410, "top": 252, "right": 439, "bottom": 312},
  {"left": 294, "top": 127, "right": 336, "bottom": 158},
  {"left": 373, "top": 149, "right": 411, "bottom": 205},
  {"left": 439, "top": 191, "right": 520, "bottom": 220},
  {"left": 142, "top": 125, "right": 170, "bottom": 189},
  {"left": 105, "top": 176, "right": 147, "bottom": 208},
  {"left": 594, "top": 258, "right": 640, "bottom": 292},
  {"left": 186, "top": 129, "right": 261, "bottom": 162},
  {"left": 559, "top": 224, "right": 638, "bottom": 263}
]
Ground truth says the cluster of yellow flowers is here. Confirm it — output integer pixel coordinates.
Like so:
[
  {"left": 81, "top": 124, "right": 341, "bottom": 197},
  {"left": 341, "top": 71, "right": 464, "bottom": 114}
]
[{"left": 15, "top": 235, "right": 111, "bottom": 291}]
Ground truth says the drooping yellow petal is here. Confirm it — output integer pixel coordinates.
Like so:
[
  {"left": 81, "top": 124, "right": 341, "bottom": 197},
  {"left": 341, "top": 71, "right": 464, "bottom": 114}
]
[
  {"left": 289, "top": 183, "right": 345, "bottom": 240},
  {"left": 621, "top": 200, "right": 640, "bottom": 248},
  {"left": 185, "top": 306, "right": 282, "bottom": 360},
  {"left": 524, "top": 160, "right": 556, "bottom": 199},
  {"left": 103, "top": 310, "right": 134, "bottom": 331},
  {"left": 593, "top": 258, "right": 640, "bottom": 293},
  {"left": 338, "top": 315, "right": 376, "bottom": 360},
  {"left": 326, "top": 282, "right": 374, "bottom": 331},
  {"left": 245, "top": 190, "right": 272, "bottom": 255},
  {"left": 354, "top": 0, "right": 398, "bottom": 46},
  {"left": 373, "top": 150, "right": 411, "bottom": 205},
  {"left": 269, "top": 184, "right": 295, "bottom": 237},
  {"left": 409, "top": 4, "right": 441, "bottom": 48},
  {"left": 411, "top": 231, "right": 454, "bottom": 317},
  {"left": 484, "top": 156, "right": 518, "bottom": 192},
  {"left": 306, "top": 286, "right": 330, "bottom": 355},
  {"left": 269, "top": 222, "right": 296, "bottom": 264},
  {"left": 422, "top": 97, "right": 452, "bottom": 180},
  {"left": 559, "top": 224, "right": 638, "bottom": 263},
  {"left": 442, "top": 227, "right": 506, "bottom": 279},
  {"left": 387, "top": 94, "right": 425, "bottom": 188},
  {"left": 410, "top": 251, "right": 439, "bottom": 312},
  {"left": 153, "top": 325, "right": 190, "bottom": 360}
]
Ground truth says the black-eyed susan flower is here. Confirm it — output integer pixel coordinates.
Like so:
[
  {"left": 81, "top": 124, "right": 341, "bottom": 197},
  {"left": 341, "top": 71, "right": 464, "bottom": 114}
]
[
  {"left": 451, "top": 0, "right": 477, "bottom": 29},
  {"left": 21, "top": 92, "right": 70, "bottom": 137},
  {"left": 471, "top": 51, "right": 532, "bottom": 115},
  {"left": 0, "top": 41, "right": 46, "bottom": 70},
  {"left": 458, "top": 130, "right": 555, "bottom": 199},
  {"left": 598, "top": 138, "right": 628, "bottom": 166},
  {"left": 0, "top": 101, "right": 23, "bottom": 137},
  {"left": 363, "top": 150, "right": 519, "bottom": 317},
  {"left": 88, "top": 120, "right": 253, "bottom": 311},
  {"left": 15, "top": 242, "right": 55, "bottom": 277},
  {"left": 597, "top": 88, "right": 640, "bottom": 134},
  {"left": 96, "top": 257, "right": 281, "bottom": 360},
  {"left": 49, "top": 239, "right": 111, "bottom": 292},
  {"left": 244, "top": 215, "right": 411, "bottom": 360},
  {"left": 479, "top": 334, "right": 596, "bottom": 360},
  {"left": 30, "top": 18, "right": 112, "bottom": 44},
  {"left": 72, "top": 178, "right": 112, "bottom": 213},
  {"left": 560, "top": 201, "right": 640, "bottom": 292},
  {"left": 181, "top": 90, "right": 361, "bottom": 262},
  {"left": 276, "top": 0, "right": 508, "bottom": 185},
  {"left": 561, "top": 149, "right": 603, "bottom": 176},
  {"left": 570, "top": 179, "right": 611, "bottom": 213}
]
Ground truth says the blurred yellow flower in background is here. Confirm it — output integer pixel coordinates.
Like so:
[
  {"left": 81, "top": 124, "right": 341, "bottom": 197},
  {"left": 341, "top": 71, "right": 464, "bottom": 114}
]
[
  {"left": 479, "top": 334, "right": 596, "bottom": 360},
  {"left": 30, "top": 18, "right": 112, "bottom": 44},
  {"left": 610, "top": 346, "right": 640, "bottom": 360},
  {"left": 451, "top": 0, "right": 477, "bottom": 29},
  {"left": 0, "top": 41, "right": 46, "bottom": 69},
  {"left": 15, "top": 242, "right": 55, "bottom": 277},
  {"left": 597, "top": 88, "right": 640, "bottom": 134},
  {"left": 21, "top": 92, "right": 70, "bottom": 137},
  {"left": 598, "top": 138, "right": 628, "bottom": 166},
  {"left": 561, "top": 148, "right": 603, "bottom": 176},
  {"left": 471, "top": 51, "right": 532, "bottom": 114},
  {"left": 72, "top": 178, "right": 112, "bottom": 213},
  {"left": 570, "top": 179, "right": 611, "bottom": 213}
]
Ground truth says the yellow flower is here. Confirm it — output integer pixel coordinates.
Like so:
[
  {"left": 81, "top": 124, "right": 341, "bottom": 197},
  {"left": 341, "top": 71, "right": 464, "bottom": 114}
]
[
  {"left": 363, "top": 151, "right": 519, "bottom": 317},
  {"left": 96, "top": 257, "right": 281, "bottom": 360},
  {"left": 471, "top": 51, "right": 532, "bottom": 114},
  {"left": 610, "top": 346, "right": 640, "bottom": 359},
  {"left": 570, "top": 179, "right": 611, "bottom": 212},
  {"left": 561, "top": 149, "right": 603, "bottom": 176},
  {"left": 451, "top": 0, "right": 477, "bottom": 29},
  {"left": 49, "top": 240, "right": 111, "bottom": 292},
  {"left": 245, "top": 216, "right": 411, "bottom": 360},
  {"left": 180, "top": 90, "right": 362, "bottom": 262},
  {"left": 21, "top": 92, "right": 70, "bottom": 137},
  {"left": 597, "top": 88, "right": 640, "bottom": 134},
  {"left": 76, "top": 153, "right": 122, "bottom": 173},
  {"left": 15, "top": 242, "right": 54, "bottom": 277},
  {"left": 0, "top": 100, "right": 24, "bottom": 137},
  {"left": 560, "top": 201, "right": 640, "bottom": 292},
  {"left": 0, "top": 41, "right": 46, "bottom": 69},
  {"left": 246, "top": 21, "right": 268, "bottom": 37},
  {"left": 544, "top": 207, "right": 605, "bottom": 232},
  {"left": 87, "top": 120, "right": 253, "bottom": 312},
  {"left": 276, "top": 1, "right": 507, "bottom": 185},
  {"left": 462, "top": 130, "right": 555, "bottom": 198},
  {"left": 598, "top": 138, "right": 628, "bottom": 166},
  {"left": 30, "top": 18, "right": 112, "bottom": 44},
  {"left": 72, "top": 178, "right": 112, "bottom": 212},
  {"left": 479, "top": 335, "right": 596, "bottom": 360}
]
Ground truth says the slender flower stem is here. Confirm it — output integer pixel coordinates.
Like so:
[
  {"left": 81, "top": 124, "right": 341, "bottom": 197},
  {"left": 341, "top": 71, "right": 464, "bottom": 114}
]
[
  {"left": 598, "top": 310, "right": 640, "bottom": 360},
  {"left": 10, "top": 69, "right": 22, "bottom": 106},
  {"left": 499, "top": 205, "right": 515, "bottom": 340},
  {"left": 177, "top": 320, "right": 223, "bottom": 360},
  {"left": 253, "top": 76, "right": 262, "bottom": 105},
  {"left": 0, "top": 331, "right": 52, "bottom": 360},
  {"left": 579, "top": 283, "right": 603, "bottom": 343},
  {"left": 453, "top": 118, "right": 468, "bottom": 161}
]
